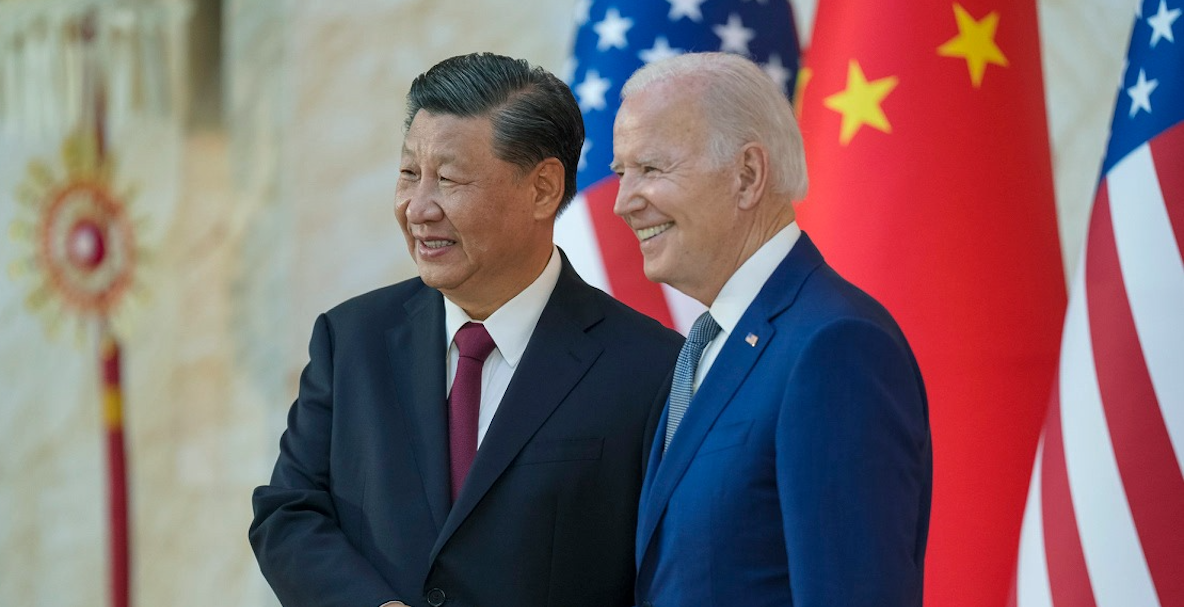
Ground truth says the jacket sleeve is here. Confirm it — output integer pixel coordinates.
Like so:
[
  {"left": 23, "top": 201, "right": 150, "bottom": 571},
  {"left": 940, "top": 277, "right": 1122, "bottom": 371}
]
[
  {"left": 249, "top": 313, "right": 401, "bottom": 607},
  {"left": 776, "top": 317, "right": 931, "bottom": 606}
]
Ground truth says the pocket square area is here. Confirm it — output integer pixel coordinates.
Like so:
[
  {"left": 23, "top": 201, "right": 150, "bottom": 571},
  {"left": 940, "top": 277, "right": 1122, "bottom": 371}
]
[{"left": 698, "top": 420, "right": 753, "bottom": 455}]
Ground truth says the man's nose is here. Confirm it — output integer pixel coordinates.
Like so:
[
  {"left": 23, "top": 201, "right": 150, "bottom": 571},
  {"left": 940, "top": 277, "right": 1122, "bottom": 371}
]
[
  {"left": 612, "top": 175, "right": 644, "bottom": 218},
  {"left": 402, "top": 180, "right": 444, "bottom": 224}
]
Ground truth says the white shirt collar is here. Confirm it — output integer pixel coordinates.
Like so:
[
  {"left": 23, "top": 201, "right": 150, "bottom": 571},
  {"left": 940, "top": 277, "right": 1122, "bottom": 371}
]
[
  {"left": 708, "top": 222, "right": 801, "bottom": 335},
  {"left": 443, "top": 246, "right": 562, "bottom": 368}
]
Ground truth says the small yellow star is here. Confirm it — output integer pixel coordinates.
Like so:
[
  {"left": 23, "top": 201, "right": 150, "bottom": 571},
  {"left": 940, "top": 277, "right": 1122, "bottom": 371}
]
[
  {"left": 823, "top": 60, "right": 898, "bottom": 145},
  {"left": 937, "top": 3, "right": 1008, "bottom": 88},
  {"left": 793, "top": 66, "right": 812, "bottom": 117}
]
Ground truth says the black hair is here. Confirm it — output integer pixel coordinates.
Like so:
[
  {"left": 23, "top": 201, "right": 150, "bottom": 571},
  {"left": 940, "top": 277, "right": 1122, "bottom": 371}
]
[{"left": 405, "top": 52, "right": 585, "bottom": 212}]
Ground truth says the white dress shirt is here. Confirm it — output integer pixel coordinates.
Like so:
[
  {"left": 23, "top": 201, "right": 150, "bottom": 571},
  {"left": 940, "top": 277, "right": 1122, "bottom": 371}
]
[
  {"left": 443, "top": 246, "right": 562, "bottom": 447},
  {"left": 694, "top": 222, "right": 802, "bottom": 390}
]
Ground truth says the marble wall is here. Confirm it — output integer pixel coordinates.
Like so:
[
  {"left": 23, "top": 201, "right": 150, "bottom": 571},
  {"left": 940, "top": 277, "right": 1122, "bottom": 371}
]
[{"left": 0, "top": 0, "right": 1136, "bottom": 605}]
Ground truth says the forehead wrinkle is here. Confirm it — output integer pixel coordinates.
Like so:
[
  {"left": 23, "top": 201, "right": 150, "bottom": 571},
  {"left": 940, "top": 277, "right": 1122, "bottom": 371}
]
[
  {"left": 636, "top": 151, "right": 666, "bottom": 166},
  {"left": 405, "top": 113, "right": 490, "bottom": 161},
  {"left": 401, "top": 137, "right": 466, "bottom": 169}
]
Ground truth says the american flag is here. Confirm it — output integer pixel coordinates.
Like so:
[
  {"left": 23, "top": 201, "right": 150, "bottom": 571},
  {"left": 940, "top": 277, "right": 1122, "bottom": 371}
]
[
  {"left": 555, "top": 0, "right": 800, "bottom": 333},
  {"left": 1013, "top": 1, "right": 1184, "bottom": 605}
]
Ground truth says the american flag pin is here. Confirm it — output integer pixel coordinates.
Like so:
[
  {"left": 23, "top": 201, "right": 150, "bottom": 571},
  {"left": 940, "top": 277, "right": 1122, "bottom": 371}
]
[{"left": 745, "top": 333, "right": 758, "bottom": 347}]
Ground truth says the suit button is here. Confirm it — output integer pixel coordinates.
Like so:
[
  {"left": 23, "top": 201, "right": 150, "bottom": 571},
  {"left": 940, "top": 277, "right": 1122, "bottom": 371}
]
[{"left": 426, "top": 588, "right": 446, "bottom": 606}]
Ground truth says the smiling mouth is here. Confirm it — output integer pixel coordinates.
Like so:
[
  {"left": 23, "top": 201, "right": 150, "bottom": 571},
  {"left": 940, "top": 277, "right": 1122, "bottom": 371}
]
[
  {"left": 421, "top": 239, "right": 456, "bottom": 249},
  {"left": 634, "top": 222, "right": 673, "bottom": 242}
]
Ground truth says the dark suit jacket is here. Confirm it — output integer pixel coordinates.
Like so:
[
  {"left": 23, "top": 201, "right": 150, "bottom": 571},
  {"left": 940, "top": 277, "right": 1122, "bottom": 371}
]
[
  {"left": 251, "top": 254, "right": 682, "bottom": 607},
  {"left": 635, "top": 233, "right": 932, "bottom": 607}
]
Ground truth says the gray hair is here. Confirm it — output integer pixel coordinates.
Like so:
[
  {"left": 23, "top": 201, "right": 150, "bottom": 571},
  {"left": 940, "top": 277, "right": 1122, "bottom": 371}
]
[
  {"left": 620, "top": 52, "right": 807, "bottom": 200},
  {"left": 405, "top": 52, "right": 585, "bottom": 212}
]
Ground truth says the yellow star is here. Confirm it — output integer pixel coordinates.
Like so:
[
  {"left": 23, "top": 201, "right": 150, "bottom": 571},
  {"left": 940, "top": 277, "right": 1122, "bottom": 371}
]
[
  {"left": 793, "top": 66, "right": 812, "bottom": 117},
  {"left": 823, "top": 60, "right": 898, "bottom": 145},
  {"left": 937, "top": 3, "right": 1009, "bottom": 88}
]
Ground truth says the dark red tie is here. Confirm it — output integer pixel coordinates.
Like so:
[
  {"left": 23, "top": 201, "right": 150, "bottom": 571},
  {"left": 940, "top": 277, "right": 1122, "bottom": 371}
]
[{"left": 449, "top": 322, "right": 496, "bottom": 501}]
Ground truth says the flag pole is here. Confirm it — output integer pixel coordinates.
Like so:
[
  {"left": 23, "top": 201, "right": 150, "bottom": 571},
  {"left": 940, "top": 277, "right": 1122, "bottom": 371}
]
[
  {"left": 83, "top": 10, "right": 131, "bottom": 607},
  {"left": 100, "top": 322, "right": 130, "bottom": 607}
]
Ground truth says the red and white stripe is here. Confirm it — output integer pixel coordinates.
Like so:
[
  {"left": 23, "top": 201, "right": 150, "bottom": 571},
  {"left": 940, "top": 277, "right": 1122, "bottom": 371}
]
[
  {"left": 1014, "top": 124, "right": 1184, "bottom": 607},
  {"left": 557, "top": 178, "right": 704, "bottom": 335}
]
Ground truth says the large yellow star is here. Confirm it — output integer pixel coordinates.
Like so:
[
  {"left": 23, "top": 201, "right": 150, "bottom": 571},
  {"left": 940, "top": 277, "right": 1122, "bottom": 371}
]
[
  {"left": 823, "top": 60, "right": 898, "bottom": 145},
  {"left": 937, "top": 3, "right": 1008, "bottom": 88}
]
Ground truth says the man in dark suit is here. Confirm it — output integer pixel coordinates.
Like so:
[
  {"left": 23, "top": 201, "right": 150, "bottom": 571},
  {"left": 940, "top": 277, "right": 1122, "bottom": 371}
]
[
  {"left": 611, "top": 52, "right": 933, "bottom": 606},
  {"left": 250, "top": 52, "right": 681, "bottom": 607}
]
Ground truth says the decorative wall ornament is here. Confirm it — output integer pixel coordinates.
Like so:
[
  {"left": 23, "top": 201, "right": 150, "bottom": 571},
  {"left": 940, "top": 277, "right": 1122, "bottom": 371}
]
[
  {"left": 1, "top": 5, "right": 191, "bottom": 607},
  {"left": 11, "top": 130, "right": 144, "bottom": 338}
]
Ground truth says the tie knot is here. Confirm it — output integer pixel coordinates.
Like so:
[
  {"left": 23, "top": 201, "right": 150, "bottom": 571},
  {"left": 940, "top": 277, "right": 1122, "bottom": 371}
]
[
  {"left": 687, "top": 312, "right": 722, "bottom": 346},
  {"left": 454, "top": 322, "right": 496, "bottom": 362}
]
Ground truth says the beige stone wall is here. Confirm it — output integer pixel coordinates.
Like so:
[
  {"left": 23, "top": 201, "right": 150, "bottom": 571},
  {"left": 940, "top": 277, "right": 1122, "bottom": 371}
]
[{"left": 0, "top": 0, "right": 1138, "bottom": 605}]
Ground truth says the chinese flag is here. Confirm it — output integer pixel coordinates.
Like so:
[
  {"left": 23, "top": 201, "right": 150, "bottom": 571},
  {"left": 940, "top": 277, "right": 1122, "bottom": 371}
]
[{"left": 795, "top": 2, "right": 1066, "bottom": 606}]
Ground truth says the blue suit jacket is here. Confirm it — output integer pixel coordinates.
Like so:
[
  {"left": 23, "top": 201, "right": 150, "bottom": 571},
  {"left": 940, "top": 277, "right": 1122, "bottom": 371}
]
[
  {"left": 635, "top": 233, "right": 932, "bottom": 607},
  {"left": 251, "top": 253, "right": 682, "bottom": 607}
]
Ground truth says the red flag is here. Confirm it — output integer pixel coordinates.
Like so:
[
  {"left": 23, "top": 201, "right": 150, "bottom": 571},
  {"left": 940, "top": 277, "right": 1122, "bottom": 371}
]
[{"left": 796, "top": 2, "right": 1066, "bottom": 605}]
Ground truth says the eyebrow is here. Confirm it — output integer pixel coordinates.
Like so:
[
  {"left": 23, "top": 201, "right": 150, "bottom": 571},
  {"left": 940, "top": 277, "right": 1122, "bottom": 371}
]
[{"left": 610, "top": 154, "right": 665, "bottom": 173}]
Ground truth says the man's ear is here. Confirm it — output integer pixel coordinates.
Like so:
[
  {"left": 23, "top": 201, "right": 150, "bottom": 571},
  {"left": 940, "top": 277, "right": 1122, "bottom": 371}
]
[
  {"left": 531, "top": 158, "right": 566, "bottom": 220},
  {"left": 736, "top": 143, "right": 769, "bottom": 211}
]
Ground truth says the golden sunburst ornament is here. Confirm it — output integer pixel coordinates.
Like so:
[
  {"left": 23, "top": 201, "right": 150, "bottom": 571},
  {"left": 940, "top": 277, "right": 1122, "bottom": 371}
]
[{"left": 9, "top": 130, "right": 146, "bottom": 338}]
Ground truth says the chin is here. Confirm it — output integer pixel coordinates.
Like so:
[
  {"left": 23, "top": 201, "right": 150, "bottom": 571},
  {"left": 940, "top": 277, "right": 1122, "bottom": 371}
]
[
  {"left": 641, "top": 262, "right": 672, "bottom": 288},
  {"left": 416, "top": 267, "right": 451, "bottom": 290}
]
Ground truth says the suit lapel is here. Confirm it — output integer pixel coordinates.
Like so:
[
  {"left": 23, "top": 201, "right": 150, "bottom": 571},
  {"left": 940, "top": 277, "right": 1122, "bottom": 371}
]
[
  {"left": 635, "top": 233, "right": 828, "bottom": 569},
  {"left": 634, "top": 317, "right": 774, "bottom": 563},
  {"left": 387, "top": 283, "right": 451, "bottom": 532},
  {"left": 430, "top": 255, "right": 604, "bottom": 562},
  {"left": 636, "top": 403, "right": 668, "bottom": 566}
]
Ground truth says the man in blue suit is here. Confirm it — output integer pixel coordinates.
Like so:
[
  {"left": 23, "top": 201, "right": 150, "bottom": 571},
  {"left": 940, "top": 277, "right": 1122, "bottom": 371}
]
[
  {"left": 611, "top": 52, "right": 933, "bottom": 606},
  {"left": 250, "top": 53, "right": 681, "bottom": 607}
]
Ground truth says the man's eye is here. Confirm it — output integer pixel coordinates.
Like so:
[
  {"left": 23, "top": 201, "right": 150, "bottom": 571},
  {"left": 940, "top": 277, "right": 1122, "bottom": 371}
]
[{"left": 399, "top": 169, "right": 418, "bottom": 180}]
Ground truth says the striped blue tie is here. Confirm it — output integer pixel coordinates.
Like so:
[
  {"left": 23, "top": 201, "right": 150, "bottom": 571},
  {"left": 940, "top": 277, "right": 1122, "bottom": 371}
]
[{"left": 665, "top": 311, "right": 722, "bottom": 451}]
